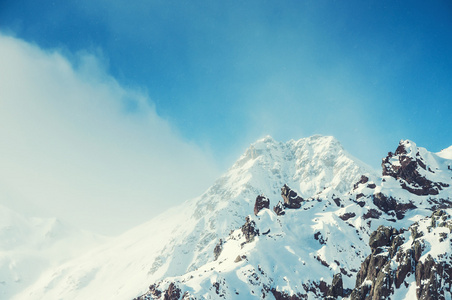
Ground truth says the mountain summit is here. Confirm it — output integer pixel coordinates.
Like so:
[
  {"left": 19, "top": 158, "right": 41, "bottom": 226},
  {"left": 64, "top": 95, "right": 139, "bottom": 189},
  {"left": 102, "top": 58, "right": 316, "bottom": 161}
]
[{"left": 9, "top": 136, "right": 452, "bottom": 300}]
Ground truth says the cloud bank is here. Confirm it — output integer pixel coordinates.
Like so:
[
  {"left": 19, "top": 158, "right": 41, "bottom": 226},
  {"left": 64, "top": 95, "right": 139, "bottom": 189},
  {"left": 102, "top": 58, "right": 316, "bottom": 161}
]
[{"left": 0, "top": 33, "right": 220, "bottom": 235}]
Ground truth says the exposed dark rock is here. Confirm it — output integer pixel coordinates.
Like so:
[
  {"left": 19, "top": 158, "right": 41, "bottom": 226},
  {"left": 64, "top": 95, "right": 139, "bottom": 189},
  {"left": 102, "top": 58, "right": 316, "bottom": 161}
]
[
  {"left": 164, "top": 283, "right": 181, "bottom": 300},
  {"left": 332, "top": 197, "right": 341, "bottom": 207},
  {"left": 314, "top": 232, "right": 325, "bottom": 244},
  {"left": 135, "top": 282, "right": 182, "bottom": 300},
  {"left": 241, "top": 216, "right": 259, "bottom": 243},
  {"left": 181, "top": 291, "right": 194, "bottom": 300},
  {"left": 389, "top": 234, "right": 404, "bottom": 258},
  {"left": 212, "top": 282, "right": 220, "bottom": 295},
  {"left": 368, "top": 225, "right": 394, "bottom": 251},
  {"left": 394, "top": 250, "right": 413, "bottom": 289},
  {"left": 357, "top": 201, "right": 366, "bottom": 207},
  {"left": 395, "top": 202, "right": 417, "bottom": 219},
  {"left": 427, "top": 198, "right": 452, "bottom": 211},
  {"left": 382, "top": 140, "right": 449, "bottom": 196},
  {"left": 349, "top": 282, "right": 371, "bottom": 300},
  {"left": 234, "top": 255, "right": 246, "bottom": 263},
  {"left": 350, "top": 210, "right": 452, "bottom": 300},
  {"left": 281, "top": 184, "right": 304, "bottom": 209},
  {"left": 293, "top": 280, "right": 329, "bottom": 299},
  {"left": 410, "top": 224, "right": 424, "bottom": 240},
  {"left": 353, "top": 175, "right": 369, "bottom": 190},
  {"left": 254, "top": 194, "right": 270, "bottom": 215},
  {"left": 370, "top": 264, "right": 393, "bottom": 299},
  {"left": 362, "top": 209, "right": 382, "bottom": 220},
  {"left": 149, "top": 284, "right": 161, "bottom": 299},
  {"left": 273, "top": 201, "right": 286, "bottom": 216},
  {"left": 372, "top": 192, "right": 416, "bottom": 219},
  {"left": 270, "top": 288, "right": 306, "bottom": 300},
  {"left": 213, "top": 239, "right": 223, "bottom": 261},
  {"left": 372, "top": 193, "right": 397, "bottom": 212},
  {"left": 326, "top": 273, "right": 343, "bottom": 299},
  {"left": 413, "top": 240, "right": 423, "bottom": 262},
  {"left": 415, "top": 255, "right": 444, "bottom": 300},
  {"left": 356, "top": 193, "right": 365, "bottom": 200},
  {"left": 339, "top": 212, "right": 356, "bottom": 221},
  {"left": 351, "top": 225, "right": 404, "bottom": 299},
  {"left": 315, "top": 256, "right": 330, "bottom": 268}
]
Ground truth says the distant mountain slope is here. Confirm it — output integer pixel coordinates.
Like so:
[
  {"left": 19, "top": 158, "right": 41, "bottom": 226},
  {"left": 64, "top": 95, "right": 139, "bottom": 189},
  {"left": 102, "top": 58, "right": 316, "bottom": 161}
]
[
  {"left": 16, "top": 135, "right": 378, "bottom": 299},
  {"left": 0, "top": 204, "right": 103, "bottom": 299},
  {"left": 438, "top": 145, "right": 452, "bottom": 160}
]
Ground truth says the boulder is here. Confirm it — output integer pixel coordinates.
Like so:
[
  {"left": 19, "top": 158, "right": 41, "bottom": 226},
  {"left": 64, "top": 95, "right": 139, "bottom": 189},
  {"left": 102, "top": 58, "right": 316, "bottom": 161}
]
[
  {"left": 241, "top": 216, "right": 259, "bottom": 243},
  {"left": 273, "top": 201, "right": 286, "bottom": 216},
  {"left": 281, "top": 184, "right": 303, "bottom": 209},
  {"left": 254, "top": 194, "right": 270, "bottom": 215},
  {"left": 213, "top": 239, "right": 223, "bottom": 261}
]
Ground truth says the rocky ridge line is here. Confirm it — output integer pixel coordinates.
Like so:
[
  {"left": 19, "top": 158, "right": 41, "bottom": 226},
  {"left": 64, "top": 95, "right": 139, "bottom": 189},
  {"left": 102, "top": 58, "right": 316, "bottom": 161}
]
[{"left": 134, "top": 139, "right": 452, "bottom": 300}]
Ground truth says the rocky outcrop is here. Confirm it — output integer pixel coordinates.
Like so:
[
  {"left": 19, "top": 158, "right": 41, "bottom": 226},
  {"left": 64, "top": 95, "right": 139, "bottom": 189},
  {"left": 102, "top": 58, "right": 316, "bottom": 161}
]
[
  {"left": 270, "top": 288, "right": 305, "bottom": 300},
  {"left": 382, "top": 140, "right": 449, "bottom": 196},
  {"left": 273, "top": 201, "right": 286, "bottom": 216},
  {"left": 135, "top": 282, "right": 181, "bottom": 300},
  {"left": 349, "top": 210, "right": 452, "bottom": 300},
  {"left": 339, "top": 212, "right": 356, "bottom": 221},
  {"left": 362, "top": 209, "right": 381, "bottom": 220},
  {"left": 281, "top": 184, "right": 304, "bottom": 209},
  {"left": 163, "top": 283, "right": 182, "bottom": 300},
  {"left": 353, "top": 175, "right": 369, "bottom": 190},
  {"left": 326, "top": 273, "right": 344, "bottom": 299},
  {"left": 350, "top": 225, "right": 402, "bottom": 300},
  {"left": 213, "top": 239, "right": 223, "bottom": 261},
  {"left": 241, "top": 216, "right": 259, "bottom": 243},
  {"left": 368, "top": 225, "right": 397, "bottom": 250},
  {"left": 254, "top": 195, "right": 270, "bottom": 215},
  {"left": 371, "top": 192, "right": 416, "bottom": 219},
  {"left": 133, "top": 139, "right": 452, "bottom": 300},
  {"left": 353, "top": 175, "right": 376, "bottom": 191}
]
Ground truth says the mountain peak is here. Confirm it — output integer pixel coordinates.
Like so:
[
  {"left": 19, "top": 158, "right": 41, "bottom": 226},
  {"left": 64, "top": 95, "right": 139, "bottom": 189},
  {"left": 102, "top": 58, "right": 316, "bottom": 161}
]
[
  {"left": 394, "top": 139, "right": 417, "bottom": 155},
  {"left": 438, "top": 145, "right": 452, "bottom": 160},
  {"left": 256, "top": 135, "right": 275, "bottom": 144},
  {"left": 382, "top": 139, "right": 451, "bottom": 196},
  {"left": 229, "top": 135, "right": 376, "bottom": 201}
]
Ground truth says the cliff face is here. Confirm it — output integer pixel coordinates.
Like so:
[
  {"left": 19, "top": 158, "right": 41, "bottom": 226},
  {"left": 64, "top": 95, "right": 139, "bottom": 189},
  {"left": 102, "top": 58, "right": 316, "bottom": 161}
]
[{"left": 349, "top": 209, "right": 452, "bottom": 300}]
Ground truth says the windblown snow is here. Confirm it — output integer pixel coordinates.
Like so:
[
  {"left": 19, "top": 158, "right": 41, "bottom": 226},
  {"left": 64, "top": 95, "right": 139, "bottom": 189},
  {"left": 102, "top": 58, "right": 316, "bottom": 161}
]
[{"left": 0, "top": 204, "right": 104, "bottom": 299}]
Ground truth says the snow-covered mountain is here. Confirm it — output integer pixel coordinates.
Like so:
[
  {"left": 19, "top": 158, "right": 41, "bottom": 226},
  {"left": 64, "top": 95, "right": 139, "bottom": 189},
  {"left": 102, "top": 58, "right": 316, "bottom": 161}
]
[
  {"left": 5, "top": 135, "right": 452, "bottom": 300},
  {"left": 12, "top": 135, "right": 377, "bottom": 299},
  {"left": 134, "top": 139, "right": 452, "bottom": 300}
]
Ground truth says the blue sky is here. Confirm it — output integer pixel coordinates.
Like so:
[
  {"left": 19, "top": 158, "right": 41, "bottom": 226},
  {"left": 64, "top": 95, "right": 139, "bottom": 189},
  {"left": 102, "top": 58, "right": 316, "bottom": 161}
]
[
  {"left": 1, "top": 1, "right": 452, "bottom": 234},
  {"left": 2, "top": 0, "right": 451, "bottom": 165}
]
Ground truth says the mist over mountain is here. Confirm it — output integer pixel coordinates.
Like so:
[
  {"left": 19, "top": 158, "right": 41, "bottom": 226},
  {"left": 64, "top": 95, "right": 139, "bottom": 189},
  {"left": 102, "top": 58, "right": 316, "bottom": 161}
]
[{"left": 2, "top": 135, "right": 452, "bottom": 300}]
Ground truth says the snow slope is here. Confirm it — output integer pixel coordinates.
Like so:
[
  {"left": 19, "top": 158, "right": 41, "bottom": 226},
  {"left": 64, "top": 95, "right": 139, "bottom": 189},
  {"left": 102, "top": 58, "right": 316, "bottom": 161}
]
[
  {"left": 0, "top": 204, "right": 104, "bottom": 299},
  {"left": 438, "top": 145, "right": 452, "bottom": 160},
  {"left": 136, "top": 139, "right": 452, "bottom": 299},
  {"left": 15, "top": 135, "right": 377, "bottom": 299}
]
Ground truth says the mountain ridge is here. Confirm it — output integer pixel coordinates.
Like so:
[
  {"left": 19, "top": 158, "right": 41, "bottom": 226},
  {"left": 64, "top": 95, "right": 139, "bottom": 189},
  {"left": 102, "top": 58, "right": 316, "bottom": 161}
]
[
  {"left": 135, "top": 138, "right": 452, "bottom": 300},
  {"left": 4, "top": 135, "right": 452, "bottom": 300}
]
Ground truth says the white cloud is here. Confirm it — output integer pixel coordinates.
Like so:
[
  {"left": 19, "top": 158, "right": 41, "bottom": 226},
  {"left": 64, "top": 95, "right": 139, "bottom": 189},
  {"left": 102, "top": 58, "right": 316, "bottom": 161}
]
[{"left": 0, "top": 33, "right": 220, "bottom": 235}]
